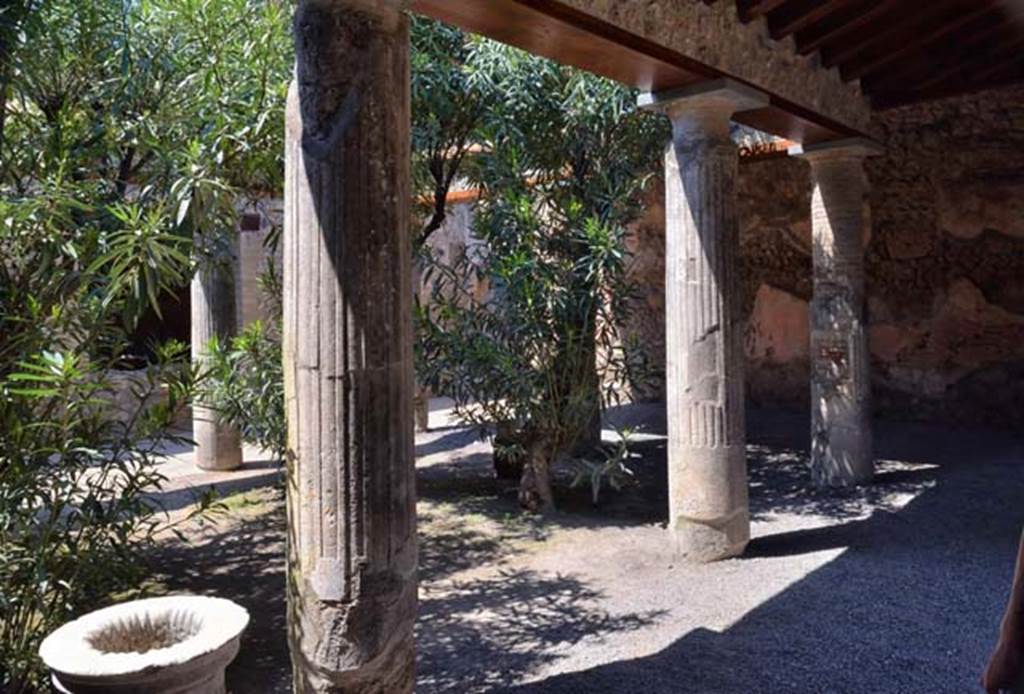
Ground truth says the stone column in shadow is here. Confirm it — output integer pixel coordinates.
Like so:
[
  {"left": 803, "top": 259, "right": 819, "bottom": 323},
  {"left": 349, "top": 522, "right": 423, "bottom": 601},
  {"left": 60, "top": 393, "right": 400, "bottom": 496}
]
[
  {"left": 191, "top": 230, "right": 243, "bottom": 472},
  {"left": 640, "top": 79, "right": 768, "bottom": 562},
  {"left": 791, "top": 138, "right": 883, "bottom": 490},
  {"left": 284, "top": 1, "right": 417, "bottom": 691}
]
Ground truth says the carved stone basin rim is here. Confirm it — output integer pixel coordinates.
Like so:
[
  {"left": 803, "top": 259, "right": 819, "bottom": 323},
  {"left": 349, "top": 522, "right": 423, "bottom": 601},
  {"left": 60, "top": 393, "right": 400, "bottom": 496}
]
[{"left": 39, "top": 595, "right": 249, "bottom": 680}]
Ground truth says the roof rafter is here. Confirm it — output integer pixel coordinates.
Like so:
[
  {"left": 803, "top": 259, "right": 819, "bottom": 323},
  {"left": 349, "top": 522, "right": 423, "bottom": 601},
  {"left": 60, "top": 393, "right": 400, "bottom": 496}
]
[
  {"left": 767, "top": 0, "right": 859, "bottom": 40},
  {"left": 841, "top": 1, "right": 1003, "bottom": 82},
  {"left": 862, "top": 11, "right": 1020, "bottom": 93},
  {"left": 968, "top": 39, "right": 1024, "bottom": 84},
  {"left": 737, "top": 0, "right": 790, "bottom": 23},
  {"left": 794, "top": 0, "right": 904, "bottom": 56},
  {"left": 821, "top": 0, "right": 960, "bottom": 70}
]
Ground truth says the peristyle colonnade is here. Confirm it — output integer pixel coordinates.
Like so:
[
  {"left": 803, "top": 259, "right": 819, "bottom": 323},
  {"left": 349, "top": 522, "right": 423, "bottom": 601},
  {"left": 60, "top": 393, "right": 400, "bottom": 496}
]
[{"left": 275, "top": 0, "right": 881, "bottom": 689}]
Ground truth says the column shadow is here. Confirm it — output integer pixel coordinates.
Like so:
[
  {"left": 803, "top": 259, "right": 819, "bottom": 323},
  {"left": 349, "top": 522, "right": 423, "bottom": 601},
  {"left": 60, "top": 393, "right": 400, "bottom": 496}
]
[{"left": 499, "top": 418, "right": 1024, "bottom": 694}]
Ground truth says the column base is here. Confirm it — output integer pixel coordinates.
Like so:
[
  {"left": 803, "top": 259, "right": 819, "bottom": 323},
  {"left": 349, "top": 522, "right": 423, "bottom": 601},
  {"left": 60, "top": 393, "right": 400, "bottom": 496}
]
[
  {"left": 811, "top": 423, "right": 873, "bottom": 489},
  {"left": 193, "top": 411, "right": 243, "bottom": 472},
  {"left": 292, "top": 622, "right": 415, "bottom": 694},
  {"left": 671, "top": 507, "right": 750, "bottom": 563}
]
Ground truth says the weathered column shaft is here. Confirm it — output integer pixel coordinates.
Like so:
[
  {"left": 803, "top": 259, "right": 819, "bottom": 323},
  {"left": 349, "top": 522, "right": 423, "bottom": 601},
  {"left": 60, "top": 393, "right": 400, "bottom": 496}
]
[
  {"left": 284, "top": 1, "right": 416, "bottom": 692},
  {"left": 191, "top": 236, "right": 242, "bottom": 472},
  {"left": 795, "top": 139, "right": 881, "bottom": 489},
  {"left": 642, "top": 80, "right": 767, "bottom": 562}
]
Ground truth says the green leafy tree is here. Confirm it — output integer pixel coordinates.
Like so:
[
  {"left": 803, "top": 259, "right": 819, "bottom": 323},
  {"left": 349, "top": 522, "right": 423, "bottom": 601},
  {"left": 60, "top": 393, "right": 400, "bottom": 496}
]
[
  {"left": 0, "top": 1, "right": 289, "bottom": 689},
  {"left": 0, "top": 176, "right": 214, "bottom": 694},
  {"left": 418, "top": 42, "right": 666, "bottom": 512},
  {"left": 410, "top": 16, "right": 491, "bottom": 249}
]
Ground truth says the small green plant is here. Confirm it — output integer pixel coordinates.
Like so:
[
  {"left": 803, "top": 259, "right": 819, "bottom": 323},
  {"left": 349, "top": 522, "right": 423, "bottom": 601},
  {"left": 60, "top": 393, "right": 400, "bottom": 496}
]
[
  {"left": 570, "top": 428, "right": 639, "bottom": 505},
  {"left": 199, "top": 318, "right": 286, "bottom": 464},
  {"left": 0, "top": 334, "right": 214, "bottom": 692}
]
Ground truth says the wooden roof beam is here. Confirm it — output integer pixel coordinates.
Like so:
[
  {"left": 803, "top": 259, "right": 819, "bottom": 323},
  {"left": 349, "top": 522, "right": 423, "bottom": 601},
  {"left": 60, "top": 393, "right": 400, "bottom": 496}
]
[
  {"left": 767, "top": 0, "right": 859, "bottom": 41},
  {"left": 873, "top": 71, "right": 1024, "bottom": 110},
  {"left": 842, "top": 2, "right": 1001, "bottom": 82},
  {"left": 795, "top": 0, "right": 904, "bottom": 56},
  {"left": 861, "top": 12, "right": 1018, "bottom": 94},
  {"left": 411, "top": 0, "right": 867, "bottom": 144},
  {"left": 969, "top": 40, "right": 1024, "bottom": 84},
  {"left": 821, "top": 0, "right": 959, "bottom": 70},
  {"left": 737, "top": 0, "right": 790, "bottom": 23}
]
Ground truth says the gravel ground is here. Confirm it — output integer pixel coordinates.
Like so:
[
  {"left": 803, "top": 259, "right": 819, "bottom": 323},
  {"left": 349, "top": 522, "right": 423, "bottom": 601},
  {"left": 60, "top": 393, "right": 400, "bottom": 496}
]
[{"left": 151, "top": 402, "right": 1024, "bottom": 694}]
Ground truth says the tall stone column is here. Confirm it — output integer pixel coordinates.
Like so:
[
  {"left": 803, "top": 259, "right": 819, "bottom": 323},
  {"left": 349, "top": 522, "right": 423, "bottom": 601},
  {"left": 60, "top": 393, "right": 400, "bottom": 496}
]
[
  {"left": 640, "top": 80, "right": 767, "bottom": 563},
  {"left": 791, "top": 138, "right": 882, "bottom": 489},
  {"left": 284, "top": 1, "right": 416, "bottom": 692},
  {"left": 191, "top": 234, "right": 242, "bottom": 472}
]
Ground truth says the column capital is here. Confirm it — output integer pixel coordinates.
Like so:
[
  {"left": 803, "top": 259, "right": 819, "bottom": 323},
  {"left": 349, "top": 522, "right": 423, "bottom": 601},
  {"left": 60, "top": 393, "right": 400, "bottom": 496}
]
[
  {"left": 788, "top": 137, "right": 884, "bottom": 162},
  {"left": 639, "top": 79, "right": 768, "bottom": 141},
  {"left": 638, "top": 78, "right": 769, "bottom": 118}
]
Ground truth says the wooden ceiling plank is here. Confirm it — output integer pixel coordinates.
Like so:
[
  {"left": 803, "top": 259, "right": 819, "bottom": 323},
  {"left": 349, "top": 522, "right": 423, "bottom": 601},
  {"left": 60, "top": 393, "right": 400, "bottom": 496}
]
[
  {"left": 969, "top": 40, "right": 1024, "bottom": 84},
  {"left": 821, "top": 0, "right": 965, "bottom": 70},
  {"left": 795, "top": 0, "right": 904, "bottom": 56},
  {"left": 767, "top": 0, "right": 859, "bottom": 40},
  {"left": 861, "top": 12, "right": 1014, "bottom": 94},
  {"left": 841, "top": 1, "right": 1000, "bottom": 81},
  {"left": 907, "top": 22, "right": 1024, "bottom": 92},
  {"left": 737, "top": 0, "right": 790, "bottom": 23}
]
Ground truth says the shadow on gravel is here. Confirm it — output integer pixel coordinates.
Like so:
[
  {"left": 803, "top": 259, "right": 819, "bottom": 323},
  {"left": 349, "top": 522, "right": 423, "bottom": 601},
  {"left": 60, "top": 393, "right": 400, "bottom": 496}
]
[
  {"left": 148, "top": 403, "right": 1024, "bottom": 694},
  {"left": 417, "top": 569, "right": 667, "bottom": 694},
  {"left": 148, "top": 492, "right": 291, "bottom": 694},
  {"left": 502, "top": 416, "right": 1024, "bottom": 694},
  {"left": 416, "top": 426, "right": 484, "bottom": 458}
]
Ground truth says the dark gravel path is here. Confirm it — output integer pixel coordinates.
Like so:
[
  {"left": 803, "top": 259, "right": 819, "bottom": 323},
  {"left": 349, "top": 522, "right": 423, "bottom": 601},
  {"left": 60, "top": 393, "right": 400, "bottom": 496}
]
[{"left": 149, "top": 404, "right": 1024, "bottom": 694}]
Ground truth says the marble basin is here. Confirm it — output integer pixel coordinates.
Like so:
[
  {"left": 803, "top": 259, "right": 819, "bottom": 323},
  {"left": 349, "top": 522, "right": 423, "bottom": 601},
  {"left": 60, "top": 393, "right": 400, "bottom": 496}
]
[{"left": 39, "top": 595, "right": 249, "bottom": 694}]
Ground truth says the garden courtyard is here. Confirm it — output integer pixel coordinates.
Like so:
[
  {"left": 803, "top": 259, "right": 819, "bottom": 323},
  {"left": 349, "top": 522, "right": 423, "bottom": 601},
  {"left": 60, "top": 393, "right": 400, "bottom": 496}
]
[
  {"left": 150, "top": 401, "right": 1024, "bottom": 694},
  {"left": 5, "top": 0, "right": 1024, "bottom": 692}
]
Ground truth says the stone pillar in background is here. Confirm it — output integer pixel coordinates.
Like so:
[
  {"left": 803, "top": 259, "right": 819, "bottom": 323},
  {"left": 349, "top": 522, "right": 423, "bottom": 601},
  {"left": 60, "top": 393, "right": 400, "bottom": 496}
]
[
  {"left": 791, "top": 138, "right": 882, "bottom": 489},
  {"left": 284, "top": 1, "right": 416, "bottom": 692},
  {"left": 191, "top": 233, "right": 242, "bottom": 472},
  {"left": 235, "top": 210, "right": 265, "bottom": 331},
  {"left": 640, "top": 80, "right": 768, "bottom": 563},
  {"left": 413, "top": 384, "right": 430, "bottom": 432}
]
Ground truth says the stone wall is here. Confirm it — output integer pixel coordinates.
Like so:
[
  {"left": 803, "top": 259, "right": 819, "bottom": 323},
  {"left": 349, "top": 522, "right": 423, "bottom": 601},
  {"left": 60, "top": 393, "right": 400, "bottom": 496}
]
[
  {"left": 623, "top": 83, "right": 1024, "bottom": 430},
  {"left": 865, "top": 84, "right": 1024, "bottom": 428},
  {"left": 560, "top": 0, "right": 873, "bottom": 134}
]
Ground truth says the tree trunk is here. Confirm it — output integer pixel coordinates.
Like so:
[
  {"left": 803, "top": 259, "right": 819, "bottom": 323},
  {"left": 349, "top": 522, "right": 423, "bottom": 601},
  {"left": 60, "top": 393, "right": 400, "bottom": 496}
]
[
  {"left": 413, "top": 383, "right": 430, "bottom": 432},
  {"left": 518, "top": 438, "right": 555, "bottom": 513},
  {"left": 0, "top": 68, "right": 8, "bottom": 153},
  {"left": 570, "top": 323, "right": 602, "bottom": 456},
  {"left": 563, "top": 303, "right": 602, "bottom": 457},
  {"left": 493, "top": 421, "right": 525, "bottom": 481}
]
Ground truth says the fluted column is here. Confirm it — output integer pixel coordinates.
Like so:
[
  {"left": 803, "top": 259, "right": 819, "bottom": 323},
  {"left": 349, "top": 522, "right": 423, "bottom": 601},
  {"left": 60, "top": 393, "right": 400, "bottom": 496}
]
[
  {"left": 191, "top": 233, "right": 242, "bottom": 472},
  {"left": 284, "top": 1, "right": 416, "bottom": 692},
  {"left": 791, "top": 138, "right": 882, "bottom": 489},
  {"left": 640, "top": 80, "right": 767, "bottom": 562}
]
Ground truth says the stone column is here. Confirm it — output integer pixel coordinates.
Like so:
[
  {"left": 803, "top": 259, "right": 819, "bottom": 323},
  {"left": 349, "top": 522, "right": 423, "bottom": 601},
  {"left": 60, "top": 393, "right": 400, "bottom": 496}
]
[
  {"left": 791, "top": 138, "right": 882, "bottom": 489},
  {"left": 640, "top": 80, "right": 767, "bottom": 563},
  {"left": 191, "top": 233, "right": 242, "bottom": 472},
  {"left": 284, "top": 1, "right": 416, "bottom": 692}
]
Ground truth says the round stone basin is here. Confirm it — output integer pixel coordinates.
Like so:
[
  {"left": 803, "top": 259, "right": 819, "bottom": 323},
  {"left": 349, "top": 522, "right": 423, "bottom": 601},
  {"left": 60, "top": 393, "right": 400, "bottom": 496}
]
[{"left": 39, "top": 595, "right": 249, "bottom": 694}]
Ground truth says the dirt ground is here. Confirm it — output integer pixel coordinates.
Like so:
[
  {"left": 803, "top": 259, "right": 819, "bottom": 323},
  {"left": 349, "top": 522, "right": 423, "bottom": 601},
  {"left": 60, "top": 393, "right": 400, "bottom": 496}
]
[{"left": 148, "top": 403, "right": 1024, "bottom": 693}]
